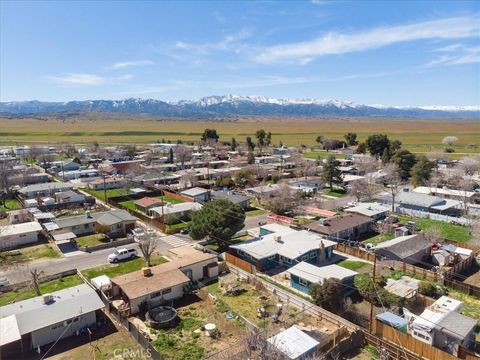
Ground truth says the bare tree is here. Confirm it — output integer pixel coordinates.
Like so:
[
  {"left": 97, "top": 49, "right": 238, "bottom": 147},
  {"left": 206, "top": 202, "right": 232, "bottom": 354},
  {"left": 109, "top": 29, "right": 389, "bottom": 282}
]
[
  {"left": 442, "top": 136, "right": 459, "bottom": 147},
  {"left": 262, "top": 183, "right": 301, "bottom": 215},
  {"left": 137, "top": 231, "right": 157, "bottom": 267},
  {"left": 374, "top": 221, "right": 392, "bottom": 242},
  {"left": 383, "top": 164, "right": 402, "bottom": 212},
  {"left": 458, "top": 156, "right": 480, "bottom": 176},
  {"left": 354, "top": 155, "right": 379, "bottom": 175},
  {"left": 174, "top": 145, "right": 193, "bottom": 170},
  {"left": 28, "top": 267, "right": 44, "bottom": 296},
  {"left": 422, "top": 227, "right": 443, "bottom": 244},
  {"left": 179, "top": 172, "right": 198, "bottom": 189},
  {"left": 348, "top": 178, "right": 380, "bottom": 202}
]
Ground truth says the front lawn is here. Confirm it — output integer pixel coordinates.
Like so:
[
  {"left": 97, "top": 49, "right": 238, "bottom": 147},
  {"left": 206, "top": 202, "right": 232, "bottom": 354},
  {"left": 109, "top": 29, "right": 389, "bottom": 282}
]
[
  {"left": 206, "top": 235, "right": 253, "bottom": 253},
  {"left": 0, "top": 274, "right": 84, "bottom": 306},
  {"left": 399, "top": 215, "right": 471, "bottom": 243},
  {"left": 75, "top": 233, "right": 109, "bottom": 248},
  {"left": 166, "top": 222, "right": 189, "bottom": 230},
  {"left": 338, "top": 260, "right": 372, "bottom": 272},
  {"left": 0, "top": 198, "right": 22, "bottom": 212},
  {"left": 324, "top": 188, "right": 348, "bottom": 198},
  {"left": 245, "top": 208, "right": 269, "bottom": 217},
  {"left": 0, "top": 242, "right": 59, "bottom": 266},
  {"left": 81, "top": 255, "right": 168, "bottom": 279}
]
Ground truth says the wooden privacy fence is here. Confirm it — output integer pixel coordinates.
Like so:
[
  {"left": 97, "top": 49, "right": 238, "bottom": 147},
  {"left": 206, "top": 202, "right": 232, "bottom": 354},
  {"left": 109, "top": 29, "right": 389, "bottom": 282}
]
[
  {"left": 225, "top": 253, "right": 256, "bottom": 274},
  {"left": 161, "top": 190, "right": 194, "bottom": 203},
  {"left": 379, "top": 259, "right": 442, "bottom": 282},
  {"left": 373, "top": 320, "right": 480, "bottom": 360},
  {"left": 333, "top": 243, "right": 376, "bottom": 262},
  {"left": 444, "top": 278, "right": 480, "bottom": 297}
]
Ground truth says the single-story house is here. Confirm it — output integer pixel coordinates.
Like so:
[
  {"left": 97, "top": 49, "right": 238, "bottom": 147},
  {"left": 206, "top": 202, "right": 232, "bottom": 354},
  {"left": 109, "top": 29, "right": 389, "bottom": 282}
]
[
  {"left": 267, "top": 325, "right": 320, "bottom": 360},
  {"left": 303, "top": 213, "right": 373, "bottom": 241},
  {"left": 342, "top": 174, "right": 366, "bottom": 187},
  {"left": 109, "top": 160, "right": 144, "bottom": 174},
  {"left": 374, "top": 234, "right": 431, "bottom": 264},
  {"left": 210, "top": 190, "right": 252, "bottom": 209},
  {"left": 245, "top": 184, "right": 280, "bottom": 198},
  {"left": 0, "top": 284, "right": 104, "bottom": 352},
  {"left": 18, "top": 182, "right": 73, "bottom": 199},
  {"left": 58, "top": 169, "right": 99, "bottom": 181},
  {"left": 54, "top": 190, "right": 86, "bottom": 204},
  {"left": 150, "top": 202, "right": 202, "bottom": 221},
  {"left": 52, "top": 210, "right": 137, "bottom": 237},
  {"left": 413, "top": 186, "right": 479, "bottom": 204},
  {"left": 405, "top": 296, "right": 477, "bottom": 355},
  {"left": 0, "top": 222, "right": 43, "bottom": 250},
  {"left": 289, "top": 180, "right": 323, "bottom": 194},
  {"left": 344, "top": 202, "right": 390, "bottom": 221},
  {"left": 134, "top": 197, "right": 163, "bottom": 213},
  {"left": 111, "top": 249, "right": 218, "bottom": 314},
  {"left": 179, "top": 187, "right": 211, "bottom": 202},
  {"left": 88, "top": 177, "right": 125, "bottom": 190},
  {"left": 287, "top": 262, "right": 358, "bottom": 295},
  {"left": 230, "top": 227, "right": 336, "bottom": 272}
]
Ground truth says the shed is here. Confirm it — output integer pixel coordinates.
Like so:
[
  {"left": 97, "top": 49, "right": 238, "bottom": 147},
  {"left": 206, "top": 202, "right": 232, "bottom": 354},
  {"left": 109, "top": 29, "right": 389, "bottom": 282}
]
[
  {"left": 91, "top": 275, "right": 112, "bottom": 292},
  {"left": 376, "top": 312, "right": 408, "bottom": 333},
  {"left": 267, "top": 325, "right": 319, "bottom": 360}
]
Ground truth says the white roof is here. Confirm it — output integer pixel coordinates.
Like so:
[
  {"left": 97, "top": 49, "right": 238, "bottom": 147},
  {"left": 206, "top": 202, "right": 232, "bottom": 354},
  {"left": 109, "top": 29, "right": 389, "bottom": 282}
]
[
  {"left": 342, "top": 174, "right": 365, "bottom": 183},
  {"left": 180, "top": 187, "right": 210, "bottom": 197},
  {"left": 0, "top": 315, "right": 21, "bottom": 346},
  {"left": 150, "top": 202, "right": 202, "bottom": 216},
  {"left": 267, "top": 325, "right": 319, "bottom": 359},
  {"left": 287, "top": 262, "right": 358, "bottom": 284},
  {"left": 412, "top": 309, "right": 446, "bottom": 331},
  {"left": 345, "top": 202, "right": 390, "bottom": 217},
  {"left": 91, "top": 275, "right": 112, "bottom": 290},
  {"left": 413, "top": 186, "right": 475, "bottom": 198},
  {"left": 430, "top": 296, "right": 462, "bottom": 313},
  {"left": 0, "top": 222, "right": 42, "bottom": 237},
  {"left": 455, "top": 247, "right": 472, "bottom": 257},
  {"left": 0, "top": 284, "right": 104, "bottom": 336},
  {"left": 52, "top": 232, "right": 77, "bottom": 242},
  {"left": 260, "top": 223, "right": 296, "bottom": 236},
  {"left": 231, "top": 229, "right": 336, "bottom": 260}
]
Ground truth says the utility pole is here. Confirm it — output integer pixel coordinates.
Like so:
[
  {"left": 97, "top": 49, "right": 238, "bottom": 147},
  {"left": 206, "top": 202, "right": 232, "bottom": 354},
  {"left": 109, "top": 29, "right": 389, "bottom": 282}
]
[
  {"left": 369, "top": 255, "right": 377, "bottom": 333},
  {"left": 103, "top": 173, "right": 107, "bottom": 204}
]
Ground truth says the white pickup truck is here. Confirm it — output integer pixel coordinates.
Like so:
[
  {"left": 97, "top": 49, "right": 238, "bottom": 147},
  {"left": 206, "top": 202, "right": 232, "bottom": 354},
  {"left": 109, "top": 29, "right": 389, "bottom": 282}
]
[{"left": 107, "top": 248, "right": 138, "bottom": 263}]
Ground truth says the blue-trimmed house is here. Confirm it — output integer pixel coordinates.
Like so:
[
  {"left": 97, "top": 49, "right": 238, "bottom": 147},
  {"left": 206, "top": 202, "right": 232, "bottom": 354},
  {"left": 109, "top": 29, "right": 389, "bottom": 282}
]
[{"left": 230, "top": 225, "right": 336, "bottom": 272}]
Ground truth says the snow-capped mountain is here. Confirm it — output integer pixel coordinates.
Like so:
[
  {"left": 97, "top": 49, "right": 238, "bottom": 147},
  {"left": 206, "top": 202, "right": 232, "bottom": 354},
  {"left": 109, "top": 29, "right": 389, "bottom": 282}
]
[{"left": 0, "top": 95, "right": 479, "bottom": 118}]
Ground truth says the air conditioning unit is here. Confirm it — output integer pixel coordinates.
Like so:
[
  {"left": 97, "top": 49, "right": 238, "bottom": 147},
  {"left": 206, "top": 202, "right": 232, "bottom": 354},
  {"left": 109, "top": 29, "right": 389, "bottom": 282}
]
[{"left": 43, "top": 294, "right": 54, "bottom": 304}]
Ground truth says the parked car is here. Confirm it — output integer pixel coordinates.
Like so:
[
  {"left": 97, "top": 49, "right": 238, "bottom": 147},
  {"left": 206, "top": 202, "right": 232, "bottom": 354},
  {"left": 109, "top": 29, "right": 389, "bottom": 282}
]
[
  {"left": 108, "top": 248, "right": 137, "bottom": 263},
  {"left": 180, "top": 227, "right": 189, "bottom": 235}
]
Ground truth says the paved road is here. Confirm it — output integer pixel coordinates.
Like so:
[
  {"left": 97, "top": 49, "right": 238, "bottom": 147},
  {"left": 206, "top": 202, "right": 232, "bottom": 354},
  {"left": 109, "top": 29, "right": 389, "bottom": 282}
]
[{"left": 0, "top": 235, "right": 176, "bottom": 285}]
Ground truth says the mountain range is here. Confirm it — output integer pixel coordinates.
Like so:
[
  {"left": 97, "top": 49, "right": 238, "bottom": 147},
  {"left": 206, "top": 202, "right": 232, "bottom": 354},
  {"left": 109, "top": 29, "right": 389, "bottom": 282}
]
[{"left": 1, "top": 95, "right": 479, "bottom": 119}]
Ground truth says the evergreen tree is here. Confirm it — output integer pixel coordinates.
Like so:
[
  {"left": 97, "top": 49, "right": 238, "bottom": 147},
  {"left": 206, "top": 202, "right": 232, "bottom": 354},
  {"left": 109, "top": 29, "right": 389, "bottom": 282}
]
[{"left": 321, "top": 155, "right": 342, "bottom": 189}]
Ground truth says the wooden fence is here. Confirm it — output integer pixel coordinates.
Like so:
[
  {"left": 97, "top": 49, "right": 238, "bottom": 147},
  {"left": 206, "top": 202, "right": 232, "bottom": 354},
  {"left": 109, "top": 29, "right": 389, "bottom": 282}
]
[
  {"left": 379, "top": 259, "right": 443, "bottom": 282},
  {"left": 333, "top": 243, "right": 376, "bottom": 262},
  {"left": 373, "top": 320, "right": 480, "bottom": 360},
  {"left": 161, "top": 190, "right": 194, "bottom": 203},
  {"left": 444, "top": 278, "right": 480, "bottom": 297},
  {"left": 225, "top": 253, "right": 256, "bottom": 274}
]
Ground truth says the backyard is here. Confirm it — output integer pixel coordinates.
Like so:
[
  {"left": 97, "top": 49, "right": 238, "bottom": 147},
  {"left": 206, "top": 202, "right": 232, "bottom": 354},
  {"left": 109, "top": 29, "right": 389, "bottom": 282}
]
[
  {"left": 0, "top": 274, "right": 84, "bottom": 306},
  {"left": 399, "top": 215, "right": 471, "bottom": 243},
  {"left": 118, "top": 194, "right": 185, "bottom": 215},
  {"left": 0, "top": 240, "right": 59, "bottom": 266},
  {"left": 338, "top": 259, "right": 373, "bottom": 273},
  {"left": 83, "top": 188, "right": 131, "bottom": 200},
  {"left": 81, "top": 255, "right": 168, "bottom": 279},
  {"left": 0, "top": 198, "right": 22, "bottom": 212},
  {"left": 206, "top": 235, "right": 253, "bottom": 254}
]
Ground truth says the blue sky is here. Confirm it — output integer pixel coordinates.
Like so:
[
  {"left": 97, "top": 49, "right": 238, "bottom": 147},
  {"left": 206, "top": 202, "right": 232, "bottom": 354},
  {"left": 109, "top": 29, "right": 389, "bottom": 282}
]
[{"left": 1, "top": 0, "right": 479, "bottom": 105}]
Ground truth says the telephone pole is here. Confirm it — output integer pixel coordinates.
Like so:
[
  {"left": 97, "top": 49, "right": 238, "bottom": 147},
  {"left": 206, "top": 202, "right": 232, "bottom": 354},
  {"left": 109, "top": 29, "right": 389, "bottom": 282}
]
[{"left": 369, "top": 255, "right": 377, "bottom": 333}]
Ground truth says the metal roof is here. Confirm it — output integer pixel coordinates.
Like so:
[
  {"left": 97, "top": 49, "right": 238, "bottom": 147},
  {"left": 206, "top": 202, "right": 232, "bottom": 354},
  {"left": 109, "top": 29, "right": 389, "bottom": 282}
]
[
  {"left": 0, "top": 284, "right": 104, "bottom": 336},
  {"left": 267, "top": 325, "right": 319, "bottom": 359},
  {"left": 287, "top": 262, "right": 358, "bottom": 284},
  {"left": 0, "top": 222, "right": 42, "bottom": 237}
]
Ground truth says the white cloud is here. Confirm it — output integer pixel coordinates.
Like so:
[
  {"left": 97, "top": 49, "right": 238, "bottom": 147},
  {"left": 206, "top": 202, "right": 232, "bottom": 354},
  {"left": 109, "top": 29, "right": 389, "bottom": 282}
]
[
  {"left": 106, "top": 60, "right": 154, "bottom": 70},
  {"left": 47, "top": 73, "right": 106, "bottom": 86},
  {"left": 425, "top": 44, "right": 480, "bottom": 67},
  {"left": 174, "top": 28, "right": 252, "bottom": 55},
  {"left": 47, "top": 73, "right": 133, "bottom": 87},
  {"left": 255, "top": 16, "right": 479, "bottom": 64}
]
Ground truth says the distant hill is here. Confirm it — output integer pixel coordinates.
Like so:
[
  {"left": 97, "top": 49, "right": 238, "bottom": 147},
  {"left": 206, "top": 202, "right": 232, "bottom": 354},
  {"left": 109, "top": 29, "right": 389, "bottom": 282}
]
[{"left": 1, "top": 95, "right": 479, "bottom": 119}]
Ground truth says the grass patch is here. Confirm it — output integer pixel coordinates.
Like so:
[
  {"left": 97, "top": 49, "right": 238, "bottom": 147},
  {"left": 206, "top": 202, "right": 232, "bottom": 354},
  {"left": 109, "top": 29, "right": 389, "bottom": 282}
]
[
  {"left": 338, "top": 260, "right": 372, "bottom": 272},
  {"left": 206, "top": 235, "right": 253, "bottom": 253},
  {"left": 155, "top": 194, "right": 184, "bottom": 204},
  {"left": 166, "top": 222, "right": 189, "bottom": 230},
  {"left": 324, "top": 188, "right": 348, "bottom": 198},
  {"left": 75, "top": 233, "right": 109, "bottom": 248},
  {"left": 83, "top": 188, "right": 131, "bottom": 200},
  {"left": 399, "top": 215, "right": 470, "bottom": 243},
  {"left": 0, "top": 275, "right": 83, "bottom": 306},
  {"left": 447, "top": 290, "right": 480, "bottom": 321},
  {"left": 0, "top": 242, "right": 59, "bottom": 266},
  {"left": 81, "top": 255, "right": 168, "bottom": 279},
  {"left": 245, "top": 208, "right": 269, "bottom": 217},
  {"left": 302, "top": 151, "right": 345, "bottom": 160},
  {"left": 362, "top": 231, "right": 394, "bottom": 245},
  {"left": 0, "top": 198, "right": 21, "bottom": 212}
]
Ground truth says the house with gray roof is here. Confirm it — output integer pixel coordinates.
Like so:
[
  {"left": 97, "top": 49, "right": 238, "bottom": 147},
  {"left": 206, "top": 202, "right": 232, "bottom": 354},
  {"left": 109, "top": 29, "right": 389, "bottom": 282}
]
[
  {"left": 52, "top": 210, "right": 137, "bottom": 238},
  {"left": 210, "top": 190, "right": 252, "bottom": 209},
  {"left": 374, "top": 234, "right": 431, "bottom": 265},
  {"left": 0, "top": 284, "right": 104, "bottom": 352},
  {"left": 18, "top": 182, "right": 73, "bottom": 199}
]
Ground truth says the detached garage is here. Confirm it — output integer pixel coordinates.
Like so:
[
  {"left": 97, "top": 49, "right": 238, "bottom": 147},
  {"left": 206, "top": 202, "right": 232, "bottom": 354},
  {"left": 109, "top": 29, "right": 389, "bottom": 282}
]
[{"left": 0, "top": 222, "right": 43, "bottom": 250}]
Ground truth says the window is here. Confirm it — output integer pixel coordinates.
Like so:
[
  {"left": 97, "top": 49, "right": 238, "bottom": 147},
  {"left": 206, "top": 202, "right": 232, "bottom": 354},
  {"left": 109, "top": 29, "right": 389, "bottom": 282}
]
[
  {"left": 413, "top": 331, "right": 430, "bottom": 342},
  {"left": 302, "top": 254, "right": 308, "bottom": 261},
  {"left": 298, "top": 278, "right": 308, "bottom": 286},
  {"left": 151, "top": 291, "right": 162, "bottom": 299},
  {"left": 162, "top": 288, "right": 172, "bottom": 295},
  {"left": 268, "top": 255, "right": 276, "bottom": 260},
  {"left": 281, "top": 256, "right": 292, "bottom": 264},
  {"left": 84, "top": 224, "right": 89, "bottom": 229},
  {"left": 310, "top": 252, "right": 317, "bottom": 259}
]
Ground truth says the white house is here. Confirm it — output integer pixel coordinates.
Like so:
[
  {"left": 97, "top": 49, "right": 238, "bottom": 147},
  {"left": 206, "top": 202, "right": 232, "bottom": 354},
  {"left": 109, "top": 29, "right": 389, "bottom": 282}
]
[
  {"left": 0, "top": 284, "right": 104, "bottom": 352},
  {"left": 179, "top": 187, "right": 211, "bottom": 202},
  {"left": 0, "top": 222, "right": 43, "bottom": 250}
]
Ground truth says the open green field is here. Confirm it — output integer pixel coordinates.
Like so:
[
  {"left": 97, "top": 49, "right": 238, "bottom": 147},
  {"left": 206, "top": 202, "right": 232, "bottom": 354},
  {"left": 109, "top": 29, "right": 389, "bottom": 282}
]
[{"left": 0, "top": 118, "right": 478, "bottom": 156}]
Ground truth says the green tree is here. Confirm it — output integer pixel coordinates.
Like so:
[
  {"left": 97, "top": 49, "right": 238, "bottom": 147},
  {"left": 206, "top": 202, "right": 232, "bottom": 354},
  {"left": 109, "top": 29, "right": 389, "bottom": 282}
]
[
  {"left": 167, "top": 148, "right": 174, "bottom": 163},
  {"left": 309, "top": 278, "right": 344, "bottom": 314},
  {"left": 365, "top": 134, "right": 391, "bottom": 159},
  {"left": 123, "top": 145, "right": 137, "bottom": 159},
  {"left": 356, "top": 142, "right": 366, "bottom": 154},
  {"left": 246, "top": 137, "right": 255, "bottom": 151},
  {"left": 344, "top": 132, "right": 358, "bottom": 146},
  {"left": 234, "top": 168, "right": 256, "bottom": 188},
  {"left": 411, "top": 155, "right": 435, "bottom": 186},
  {"left": 215, "top": 176, "right": 234, "bottom": 188},
  {"left": 201, "top": 128, "right": 219, "bottom": 142},
  {"left": 231, "top": 137, "right": 237, "bottom": 151},
  {"left": 189, "top": 200, "right": 245, "bottom": 246},
  {"left": 256, "top": 129, "right": 267, "bottom": 154},
  {"left": 265, "top": 132, "right": 272, "bottom": 147},
  {"left": 391, "top": 149, "right": 417, "bottom": 180},
  {"left": 321, "top": 155, "right": 342, "bottom": 189},
  {"left": 315, "top": 135, "right": 324, "bottom": 148},
  {"left": 247, "top": 151, "right": 255, "bottom": 164}
]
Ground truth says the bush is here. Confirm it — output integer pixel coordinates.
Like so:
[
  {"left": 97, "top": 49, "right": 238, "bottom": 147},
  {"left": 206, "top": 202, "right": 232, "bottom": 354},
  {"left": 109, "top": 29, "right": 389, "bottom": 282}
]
[{"left": 418, "top": 281, "right": 437, "bottom": 297}]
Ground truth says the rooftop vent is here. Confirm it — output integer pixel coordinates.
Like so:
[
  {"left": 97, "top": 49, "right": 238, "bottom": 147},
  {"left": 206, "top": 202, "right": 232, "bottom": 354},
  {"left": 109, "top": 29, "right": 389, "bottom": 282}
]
[
  {"left": 43, "top": 294, "right": 55, "bottom": 304},
  {"left": 142, "top": 267, "right": 152, "bottom": 277}
]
